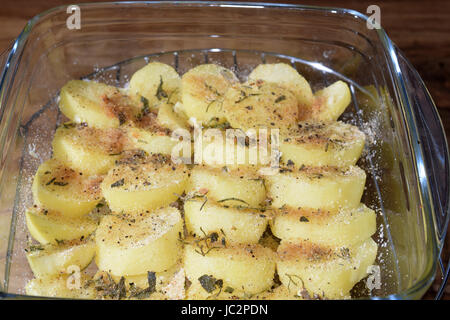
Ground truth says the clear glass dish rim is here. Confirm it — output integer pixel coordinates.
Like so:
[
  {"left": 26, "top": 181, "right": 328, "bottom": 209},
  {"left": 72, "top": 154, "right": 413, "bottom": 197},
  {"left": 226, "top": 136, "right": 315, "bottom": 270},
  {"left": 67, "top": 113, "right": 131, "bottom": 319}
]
[{"left": 0, "top": 1, "right": 441, "bottom": 300}]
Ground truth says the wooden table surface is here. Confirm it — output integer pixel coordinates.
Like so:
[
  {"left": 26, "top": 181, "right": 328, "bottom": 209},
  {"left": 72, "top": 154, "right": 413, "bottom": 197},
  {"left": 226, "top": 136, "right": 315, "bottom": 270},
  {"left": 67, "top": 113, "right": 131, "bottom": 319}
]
[{"left": 0, "top": 0, "right": 449, "bottom": 299}]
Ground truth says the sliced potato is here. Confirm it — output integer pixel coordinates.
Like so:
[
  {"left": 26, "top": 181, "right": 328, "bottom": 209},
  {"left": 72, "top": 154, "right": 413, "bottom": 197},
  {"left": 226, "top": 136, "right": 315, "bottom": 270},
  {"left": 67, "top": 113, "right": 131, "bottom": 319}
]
[
  {"left": 126, "top": 126, "right": 178, "bottom": 156},
  {"left": 95, "top": 207, "right": 183, "bottom": 276},
  {"left": 26, "top": 274, "right": 96, "bottom": 299},
  {"left": 125, "top": 110, "right": 190, "bottom": 157},
  {"left": 32, "top": 159, "right": 102, "bottom": 217},
  {"left": 157, "top": 102, "right": 190, "bottom": 131},
  {"left": 248, "top": 63, "right": 314, "bottom": 109},
  {"left": 200, "top": 128, "right": 271, "bottom": 168},
  {"left": 59, "top": 80, "right": 134, "bottom": 128},
  {"left": 302, "top": 80, "right": 351, "bottom": 121},
  {"left": 26, "top": 239, "right": 95, "bottom": 278},
  {"left": 266, "top": 165, "right": 366, "bottom": 211},
  {"left": 184, "top": 240, "right": 276, "bottom": 295},
  {"left": 184, "top": 197, "right": 268, "bottom": 245},
  {"left": 222, "top": 80, "right": 298, "bottom": 133},
  {"left": 180, "top": 64, "right": 238, "bottom": 123},
  {"left": 25, "top": 206, "right": 98, "bottom": 245},
  {"left": 52, "top": 124, "right": 126, "bottom": 175},
  {"left": 129, "top": 62, "right": 181, "bottom": 110},
  {"left": 277, "top": 238, "right": 377, "bottom": 299},
  {"left": 270, "top": 204, "right": 376, "bottom": 246},
  {"left": 101, "top": 153, "right": 189, "bottom": 213},
  {"left": 188, "top": 166, "right": 266, "bottom": 208},
  {"left": 280, "top": 121, "right": 365, "bottom": 167}
]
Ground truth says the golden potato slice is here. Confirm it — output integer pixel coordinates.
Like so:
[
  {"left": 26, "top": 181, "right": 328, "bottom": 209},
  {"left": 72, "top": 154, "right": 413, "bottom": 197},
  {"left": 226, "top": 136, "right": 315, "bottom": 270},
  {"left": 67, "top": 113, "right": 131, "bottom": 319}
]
[
  {"left": 248, "top": 63, "right": 314, "bottom": 109},
  {"left": 26, "top": 239, "right": 95, "bottom": 278},
  {"left": 125, "top": 109, "right": 190, "bottom": 157},
  {"left": 270, "top": 204, "right": 376, "bottom": 246},
  {"left": 188, "top": 166, "right": 266, "bottom": 208},
  {"left": 26, "top": 273, "right": 96, "bottom": 299},
  {"left": 101, "top": 154, "right": 189, "bottom": 213},
  {"left": 32, "top": 159, "right": 102, "bottom": 217},
  {"left": 266, "top": 165, "right": 366, "bottom": 211},
  {"left": 129, "top": 62, "right": 181, "bottom": 110},
  {"left": 303, "top": 80, "right": 351, "bottom": 121},
  {"left": 277, "top": 238, "right": 378, "bottom": 299},
  {"left": 52, "top": 124, "right": 126, "bottom": 175},
  {"left": 180, "top": 64, "right": 238, "bottom": 123},
  {"left": 184, "top": 197, "right": 268, "bottom": 245},
  {"left": 200, "top": 128, "right": 272, "bottom": 168},
  {"left": 280, "top": 121, "right": 365, "bottom": 167},
  {"left": 95, "top": 207, "right": 183, "bottom": 276},
  {"left": 59, "top": 80, "right": 135, "bottom": 128},
  {"left": 222, "top": 80, "right": 299, "bottom": 133},
  {"left": 126, "top": 126, "right": 178, "bottom": 156},
  {"left": 25, "top": 206, "right": 98, "bottom": 245},
  {"left": 157, "top": 102, "right": 190, "bottom": 131},
  {"left": 184, "top": 240, "right": 276, "bottom": 295}
]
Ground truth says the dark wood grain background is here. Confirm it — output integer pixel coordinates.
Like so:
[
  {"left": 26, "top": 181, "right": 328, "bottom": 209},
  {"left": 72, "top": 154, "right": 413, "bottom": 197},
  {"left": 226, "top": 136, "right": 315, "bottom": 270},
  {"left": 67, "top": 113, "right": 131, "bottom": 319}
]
[{"left": 0, "top": 0, "right": 449, "bottom": 299}]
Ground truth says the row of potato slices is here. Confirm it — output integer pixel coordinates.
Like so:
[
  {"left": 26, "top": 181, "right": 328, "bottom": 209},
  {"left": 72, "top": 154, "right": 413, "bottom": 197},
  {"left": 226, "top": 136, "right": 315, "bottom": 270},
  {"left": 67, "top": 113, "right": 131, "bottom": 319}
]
[
  {"left": 59, "top": 62, "right": 351, "bottom": 132},
  {"left": 25, "top": 62, "right": 373, "bottom": 299},
  {"left": 26, "top": 154, "right": 375, "bottom": 299}
]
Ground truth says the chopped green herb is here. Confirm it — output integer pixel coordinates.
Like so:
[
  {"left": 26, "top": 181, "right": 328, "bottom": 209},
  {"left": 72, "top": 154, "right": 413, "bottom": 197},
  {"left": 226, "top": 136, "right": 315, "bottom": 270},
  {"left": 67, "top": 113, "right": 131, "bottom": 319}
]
[
  {"left": 53, "top": 181, "right": 68, "bottom": 186},
  {"left": 45, "top": 177, "right": 56, "bottom": 186},
  {"left": 224, "top": 286, "right": 234, "bottom": 294},
  {"left": 218, "top": 198, "right": 249, "bottom": 206},
  {"left": 275, "top": 95, "right": 286, "bottom": 103},
  {"left": 111, "top": 178, "right": 125, "bottom": 188},
  {"left": 198, "top": 275, "right": 222, "bottom": 293},
  {"left": 156, "top": 76, "right": 168, "bottom": 100}
]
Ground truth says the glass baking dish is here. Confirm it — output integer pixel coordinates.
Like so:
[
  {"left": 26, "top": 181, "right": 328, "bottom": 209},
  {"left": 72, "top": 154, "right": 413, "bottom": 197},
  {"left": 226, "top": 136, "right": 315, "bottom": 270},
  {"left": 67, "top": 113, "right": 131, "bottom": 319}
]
[{"left": 0, "top": 1, "right": 448, "bottom": 300}]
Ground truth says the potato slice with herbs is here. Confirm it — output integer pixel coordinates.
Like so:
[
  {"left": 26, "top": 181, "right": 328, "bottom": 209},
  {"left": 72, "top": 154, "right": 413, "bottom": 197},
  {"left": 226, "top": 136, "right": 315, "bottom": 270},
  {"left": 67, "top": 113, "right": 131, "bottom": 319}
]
[
  {"left": 32, "top": 159, "right": 102, "bottom": 217},
  {"left": 303, "top": 80, "right": 352, "bottom": 121},
  {"left": 157, "top": 102, "right": 190, "bottom": 131},
  {"left": 52, "top": 124, "right": 126, "bottom": 175},
  {"left": 270, "top": 203, "right": 376, "bottom": 246},
  {"left": 222, "top": 80, "right": 299, "bottom": 133},
  {"left": 26, "top": 238, "right": 95, "bottom": 278},
  {"left": 184, "top": 238, "right": 276, "bottom": 296},
  {"left": 277, "top": 238, "right": 377, "bottom": 299},
  {"left": 124, "top": 111, "right": 182, "bottom": 157},
  {"left": 95, "top": 207, "right": 183, "bottom": 276},
  {"left": 280, "top": 121, "right": 365, "bottom": 167},
  {"left": 248, "top": 63, "right": 314, "bottom": 109},
  {"left": 184, "top": 197, "right": 269, "bottom": 245},
  {"left": 101, "top": 153, "right": 189, "bottom": 213},
  {"left": 129, "top": 62, "right": 181, "bottom": 110},
  {"left": 200, "top": 128, "right": 272, "bottom": 168},
  {"left": 26, "top": 273, "right": 96, "bottom": 299},
  {"left": 181, "top": 64, "right": 238, "bottom": 123},
  {"left": 188, "top": 166, "right": 266, "bottom": 208},
  {"left": 25, "top": 206, "right": 98, "bottom": 245},
  {"left": 59, "top": 80, "right": 135, "bottom": 128},
  {"left": 266, "top": 165, "right": 366, "bottom": 211}
]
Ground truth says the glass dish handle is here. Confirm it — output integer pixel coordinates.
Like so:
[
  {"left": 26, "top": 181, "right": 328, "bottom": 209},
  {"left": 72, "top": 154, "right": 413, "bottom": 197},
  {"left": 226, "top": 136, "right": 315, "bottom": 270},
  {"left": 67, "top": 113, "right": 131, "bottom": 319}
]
[
  {"left": 396, "top": 47, "right": 450, "bottom": 243},
  {"left": 396, "top": 47, "right": 450, "bottom": 299}
]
